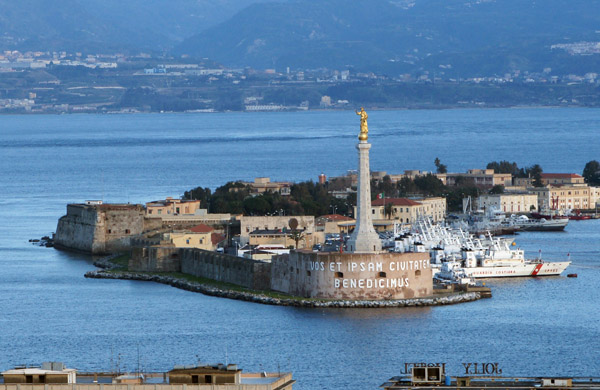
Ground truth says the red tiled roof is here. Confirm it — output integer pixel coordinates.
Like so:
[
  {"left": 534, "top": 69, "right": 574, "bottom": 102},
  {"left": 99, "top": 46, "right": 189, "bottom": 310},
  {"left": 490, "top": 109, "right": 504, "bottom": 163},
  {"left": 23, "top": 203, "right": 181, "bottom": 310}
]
[
  {"left": 371, "top": 198, "right": 422, "bottom": 206},
  {"left": 541, "top": 173, "right": 583, "bottom": 179},
  {"left": 211, "top": 233, "right": 226, "bottom": 246},
  {"left": 190, "top": 224, "right": 214, "bottom": 233}
]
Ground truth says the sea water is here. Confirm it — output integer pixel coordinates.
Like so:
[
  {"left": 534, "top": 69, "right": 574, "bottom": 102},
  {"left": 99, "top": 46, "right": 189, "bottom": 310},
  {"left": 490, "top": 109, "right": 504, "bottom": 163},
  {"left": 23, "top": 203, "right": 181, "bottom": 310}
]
[{"left": 1, "top": 108, "right": 599, "bottom": 390}]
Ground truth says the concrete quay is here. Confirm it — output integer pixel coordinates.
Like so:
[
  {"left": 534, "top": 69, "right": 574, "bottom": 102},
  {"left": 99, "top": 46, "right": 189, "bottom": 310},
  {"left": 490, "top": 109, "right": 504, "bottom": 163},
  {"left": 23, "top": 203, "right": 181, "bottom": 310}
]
[{"left": 84, "top": 269, "right": 484, "bottom": 308}]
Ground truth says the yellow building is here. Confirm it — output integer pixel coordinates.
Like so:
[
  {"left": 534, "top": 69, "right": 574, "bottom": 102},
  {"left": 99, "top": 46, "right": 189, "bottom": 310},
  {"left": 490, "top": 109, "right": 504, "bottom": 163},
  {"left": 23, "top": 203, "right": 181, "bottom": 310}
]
[
  {"left": 437, "top": 169, "right": 512, "bottom": 187},
  {"left": 146, "top": 197, "right": 201, "bottom": 217},
  {"left": 248, "top": 228, "right": 313, "bottom": 249},
  {"left": 240, "top": 215, "right": 315, "bottom": 245},
  {"left": 163, "top": 224, "right": 223, "bottom": 251},
  {"left": 239, "top": 177, "right": 292, "bottom": 195},
  {"left": 357, "top": 197, "right": 447, "bottom": 224},
  {"left": 531, "top": 184, "right": 595, "bottom": 211}
]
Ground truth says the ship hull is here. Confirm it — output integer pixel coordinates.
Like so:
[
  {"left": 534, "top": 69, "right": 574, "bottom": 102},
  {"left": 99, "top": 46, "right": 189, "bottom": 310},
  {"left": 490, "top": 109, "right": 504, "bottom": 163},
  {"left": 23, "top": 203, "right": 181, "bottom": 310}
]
[{"left": 463, "top": 261, "right": 571, "bottom": 278}]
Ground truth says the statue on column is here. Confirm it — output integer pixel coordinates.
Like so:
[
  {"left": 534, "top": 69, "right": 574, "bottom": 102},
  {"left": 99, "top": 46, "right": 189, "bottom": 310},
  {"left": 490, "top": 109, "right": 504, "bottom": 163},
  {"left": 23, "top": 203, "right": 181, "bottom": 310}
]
[{"left": 356, "top": 107, "right": 369, "bottom": 141}]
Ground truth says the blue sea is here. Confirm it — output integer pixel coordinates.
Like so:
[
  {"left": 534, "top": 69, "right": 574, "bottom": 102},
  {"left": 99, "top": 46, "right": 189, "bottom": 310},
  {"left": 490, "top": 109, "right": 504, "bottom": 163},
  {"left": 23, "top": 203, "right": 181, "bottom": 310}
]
[{"left": 1, "top": 108, "right": 599, "bottom": 390}]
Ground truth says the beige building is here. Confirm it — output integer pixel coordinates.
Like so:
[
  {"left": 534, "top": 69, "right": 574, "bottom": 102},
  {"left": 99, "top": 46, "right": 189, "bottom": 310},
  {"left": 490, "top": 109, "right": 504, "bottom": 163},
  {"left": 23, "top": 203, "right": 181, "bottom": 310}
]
[
  {"left": 146, "top": 197, "right": 202, "bottom": 217},
  {"left": 163, "top": 224, "right": 223, "bottom": 251},
  {"left": 315, "top": 214, "right": 355, "bottom": 234},
  {"left": 531, "top": 184, "right": 596, "bottom": 211},
  {"left": 239, "top": 177, "right": 292, "bottom": 195},
  {"left": 248, "top": 228, "right": 313, "bottom": 249},
  {"left": 361, "top": 197, "right": 447, "bottom": 224},
  {"left": 477, "top": 193, "right": 539, "bottom": 213},
  {"left": 437, "top": 169, "right": 512, "bottom": 187},
  {"left": 240, "top": 215, "right": 314, "bottom": 245},
  {"left": 514, "top": 173, "right": 586, "bottom": 187}
]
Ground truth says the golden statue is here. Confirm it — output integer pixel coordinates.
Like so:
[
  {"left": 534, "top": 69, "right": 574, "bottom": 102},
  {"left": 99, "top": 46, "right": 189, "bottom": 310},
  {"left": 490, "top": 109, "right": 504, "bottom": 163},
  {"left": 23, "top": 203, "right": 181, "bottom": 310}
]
[{"left": 356, "top": 107, "right": 368, "bottom": 141}]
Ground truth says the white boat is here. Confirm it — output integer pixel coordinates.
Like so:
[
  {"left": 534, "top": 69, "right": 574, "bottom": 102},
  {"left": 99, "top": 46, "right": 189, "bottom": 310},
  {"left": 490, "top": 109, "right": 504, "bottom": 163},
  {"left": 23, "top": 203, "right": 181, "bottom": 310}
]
[
  {"left": 459, "top": 238, "right": 571, "bottom": 278},
  {"left": 506, "top": 214, "right": 569, "bottom": 232}
]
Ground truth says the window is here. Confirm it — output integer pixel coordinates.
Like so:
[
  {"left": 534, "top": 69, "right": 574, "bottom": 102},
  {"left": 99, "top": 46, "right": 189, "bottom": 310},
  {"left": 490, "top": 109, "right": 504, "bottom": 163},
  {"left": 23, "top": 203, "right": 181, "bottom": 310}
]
[
  {"left": 199, "top": 239, "right": 204, "bottom": 244},
  {"left": 148, "top": 210, "right": 153, "bottom": 214},
  {"left": 306, "top": 270, "right": 311, "bottom": 276},
  {"left": 372, "top": 209, "right": 375, "bottom": 214},
  {"left": 107, "top": 229, "right": 112, "bottom": 234},
  {"left": 186, "top": 239, "right": 190, "bottom": 244},
  {"left": 125, "top": 229, "right": 130, "bottom": 234},
  {"left": 158, "top": 209, "right": 162, "bottom": 215}
]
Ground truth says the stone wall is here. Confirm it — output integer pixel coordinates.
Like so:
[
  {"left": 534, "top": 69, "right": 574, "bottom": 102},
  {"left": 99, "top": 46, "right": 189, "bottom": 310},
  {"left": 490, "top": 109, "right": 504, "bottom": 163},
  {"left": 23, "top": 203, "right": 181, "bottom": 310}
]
[
  {"left": 54, "top": 203, "right": 146, "bottom": 255},
  {"left": 180, "top": 249, "right": 271, "bottom": 291},
  {"left": 129, "top": 245, "right": 180, "bottom": 272},
  {"left": 271, "top": 251, "right": 432, "bottom": 300}
]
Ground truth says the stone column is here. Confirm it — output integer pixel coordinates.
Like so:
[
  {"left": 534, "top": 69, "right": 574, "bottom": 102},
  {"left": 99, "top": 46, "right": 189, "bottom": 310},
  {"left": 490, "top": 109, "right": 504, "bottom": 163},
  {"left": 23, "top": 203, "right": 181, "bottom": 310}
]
[{"left": 347, "top": 141, "right": 382, "bottom": 253}]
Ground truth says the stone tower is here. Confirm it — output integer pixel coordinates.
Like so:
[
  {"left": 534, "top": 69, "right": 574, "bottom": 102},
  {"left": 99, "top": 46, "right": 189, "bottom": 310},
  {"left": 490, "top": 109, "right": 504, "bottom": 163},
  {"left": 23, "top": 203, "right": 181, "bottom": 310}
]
[{"left": 347, "top": 109, "right": 382, "bottom": 253}]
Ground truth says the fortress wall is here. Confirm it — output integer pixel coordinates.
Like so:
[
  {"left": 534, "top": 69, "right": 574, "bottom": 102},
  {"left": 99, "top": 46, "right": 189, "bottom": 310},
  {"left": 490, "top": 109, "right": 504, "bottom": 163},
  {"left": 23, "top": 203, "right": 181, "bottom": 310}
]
[
  {"left": 271, "top": 251, "right": 432, "bottom": 300},
  {"left": 54, "top": 204, "right": 146, "bottom": 255},
  {"left": 54, "top": 205, "right": 102, "bottom": 253},
  {"left": 180, "top": 249, "right": 271, "bottom": 290}
]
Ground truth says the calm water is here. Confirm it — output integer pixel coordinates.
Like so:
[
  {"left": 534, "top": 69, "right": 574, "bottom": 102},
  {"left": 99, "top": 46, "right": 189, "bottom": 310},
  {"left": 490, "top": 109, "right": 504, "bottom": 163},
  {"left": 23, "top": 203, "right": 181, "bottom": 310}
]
[{"left": 1, "top": 109, "right": 600, "bottom": 389}]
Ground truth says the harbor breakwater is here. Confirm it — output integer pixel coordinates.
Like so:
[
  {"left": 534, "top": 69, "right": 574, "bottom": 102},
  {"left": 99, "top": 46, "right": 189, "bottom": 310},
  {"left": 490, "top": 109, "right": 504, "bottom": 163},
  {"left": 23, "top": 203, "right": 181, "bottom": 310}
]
[{"left": 84, "top": 268, "right": 483, "bottom": 308}]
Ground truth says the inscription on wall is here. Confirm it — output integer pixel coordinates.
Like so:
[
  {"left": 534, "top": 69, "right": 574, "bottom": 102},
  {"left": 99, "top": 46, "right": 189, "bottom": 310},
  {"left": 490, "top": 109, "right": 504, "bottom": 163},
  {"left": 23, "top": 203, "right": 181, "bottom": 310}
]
[{"left": 308, "top": 260, "right": 428, "bottom": 289}]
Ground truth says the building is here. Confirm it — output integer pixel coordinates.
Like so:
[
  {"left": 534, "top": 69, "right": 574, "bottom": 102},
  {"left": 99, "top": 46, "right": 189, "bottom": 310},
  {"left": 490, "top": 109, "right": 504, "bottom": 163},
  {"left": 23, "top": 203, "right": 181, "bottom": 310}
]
[
  {"left": 239, "top": 177, "right": 292, "bottom": 195},
  {"left": 146, "top": 197, "right": 201, "bottom": 217},
  {"left": 163, "top": 224, "right": 225, "bottom": 251},
  {"left": 0, "top": 364, "right": 294, "bottom": 390},
  {"left": 530, "top": 184, "right": 595, "bottom": 211},
  {"left": 359, "top": 197, "right": 447, "bottom": 224},
  {"left": 248, "top": 228, "right": 313, "bottom": 249},
  {"left": 315, "top": 214, "right": 355, "bottom": 234},
  {"left": 437, "top": 169, "right": 512, "bottom": 187},
  {"left": 240, "top": 216, "right": 315, "bottom": 245},
  {"left": 2, "top": 362, "right": 76, "bottom": 384},
  {"left": 476, "top": 193, "right": 539, "bottom": 213},
  {"left": 168, "top": 365, "right": 241, "bottom": 385},
  {"left": 514, "top": 173, "right": 586, "bottom": 187}
]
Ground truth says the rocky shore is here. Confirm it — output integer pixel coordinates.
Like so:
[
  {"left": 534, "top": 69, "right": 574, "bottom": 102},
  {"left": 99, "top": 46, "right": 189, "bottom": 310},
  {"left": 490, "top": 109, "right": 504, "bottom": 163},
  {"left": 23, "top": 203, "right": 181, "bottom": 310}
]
[{"left": 84, "top": 269, "right": 483, "bottom": 308}]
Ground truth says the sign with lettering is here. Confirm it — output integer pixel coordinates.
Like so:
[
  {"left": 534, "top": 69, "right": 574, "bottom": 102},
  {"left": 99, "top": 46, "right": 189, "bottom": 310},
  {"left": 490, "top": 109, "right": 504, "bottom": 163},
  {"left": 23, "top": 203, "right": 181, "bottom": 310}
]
[
  {"left": 308, "top": 259, "right": 428, "bottom": 289},
  {"left": 400, "top": 362, "right": 502, "bottom": 376},
  {"left": 463, "top": 362, "right": 502, "bottom": 375}
]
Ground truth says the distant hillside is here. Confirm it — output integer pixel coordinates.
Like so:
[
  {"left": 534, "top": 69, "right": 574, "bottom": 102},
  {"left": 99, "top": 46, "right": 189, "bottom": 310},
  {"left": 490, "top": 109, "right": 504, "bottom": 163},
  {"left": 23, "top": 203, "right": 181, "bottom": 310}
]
[
  {"left": 176, "top": 0, "right": 600, "bottom": 76},
  {"left": 0, "top": 0, "right": 264, "bottom": 53}
]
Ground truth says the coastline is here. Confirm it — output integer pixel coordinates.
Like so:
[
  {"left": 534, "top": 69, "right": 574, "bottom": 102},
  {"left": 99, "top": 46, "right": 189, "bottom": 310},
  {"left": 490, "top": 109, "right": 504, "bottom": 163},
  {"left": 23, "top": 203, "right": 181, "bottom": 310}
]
[{"left": 84, "top": 268, "right": 483, "bottom": 308}]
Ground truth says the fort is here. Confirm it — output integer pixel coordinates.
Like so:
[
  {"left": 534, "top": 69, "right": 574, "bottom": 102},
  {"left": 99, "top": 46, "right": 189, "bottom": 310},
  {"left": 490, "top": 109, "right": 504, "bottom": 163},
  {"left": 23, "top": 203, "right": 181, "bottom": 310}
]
[{"left": 59, "top": 111, "right": 487, "bottom": 306}]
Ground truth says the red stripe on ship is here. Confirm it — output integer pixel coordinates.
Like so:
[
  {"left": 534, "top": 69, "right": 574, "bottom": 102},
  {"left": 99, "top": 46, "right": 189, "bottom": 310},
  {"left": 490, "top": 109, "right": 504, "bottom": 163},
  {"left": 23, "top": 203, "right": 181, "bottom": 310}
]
[{"left": 531, "top": 263, "right": 544, "bottom": 276}]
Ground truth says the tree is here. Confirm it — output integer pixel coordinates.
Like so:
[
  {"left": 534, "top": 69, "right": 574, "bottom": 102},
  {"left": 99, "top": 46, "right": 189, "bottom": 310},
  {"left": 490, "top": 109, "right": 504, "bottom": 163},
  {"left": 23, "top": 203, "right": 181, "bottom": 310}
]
[
  {"left": 583, "top": 160, "right": 600, "bottom": 185},
  {"left": 288, "top": 218, "right": 305, "bottom": 249},
  {"left": 414, "top": 174, "right": 446, "bottom": 196},
  {"left": 489, "top": 184, "right": 504, "bottom": 194},
  {"left": 487, "top": 160, "right": 520, "bottom": 175},
  {"left": 397, "top": 177, "right": 418, "bottom": 196},
  {"left": 434, "top": 157, "right": 447, "bottom": 174},
  {"left": 528, "top": 164, "right": 544, "bottom": 187},
  {"left": 384, "top": 203, "right": 394, "bottom": 219}
]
